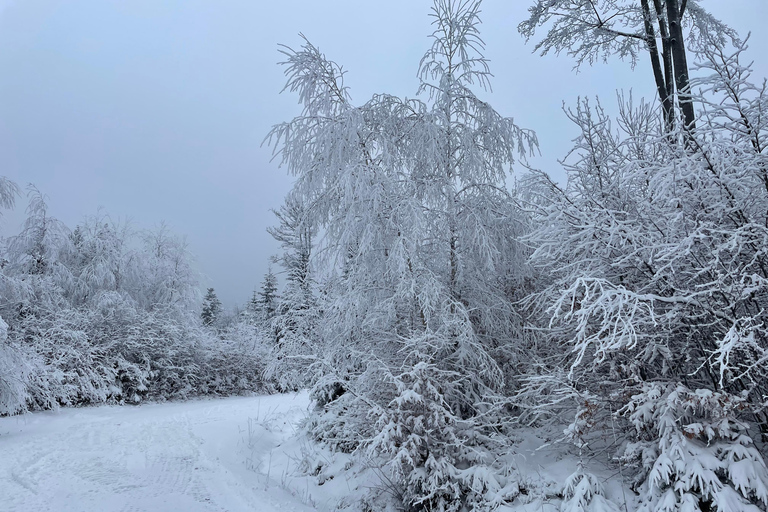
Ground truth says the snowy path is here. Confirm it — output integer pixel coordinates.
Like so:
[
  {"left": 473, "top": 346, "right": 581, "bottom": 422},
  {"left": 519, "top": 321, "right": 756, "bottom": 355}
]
[{"left": 0, "top": 394, "right": 314, "bottom": 512}]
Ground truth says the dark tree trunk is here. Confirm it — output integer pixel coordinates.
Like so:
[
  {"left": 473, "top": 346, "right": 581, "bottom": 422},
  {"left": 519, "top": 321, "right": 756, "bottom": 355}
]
[
  {"left": 652, "top": 0, "right": 676, "bottom": 131},
  {"left": 665, "top": 0, "right": 696, "bottom": 132},
  {"left": 641, "top": 0, "right": 673, "bottom": 131}
]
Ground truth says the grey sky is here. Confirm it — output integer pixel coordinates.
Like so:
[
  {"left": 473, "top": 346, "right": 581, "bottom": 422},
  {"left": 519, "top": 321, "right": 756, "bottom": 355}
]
[{"left": 1, "top": 0, "right": 766, "bottom": 307}]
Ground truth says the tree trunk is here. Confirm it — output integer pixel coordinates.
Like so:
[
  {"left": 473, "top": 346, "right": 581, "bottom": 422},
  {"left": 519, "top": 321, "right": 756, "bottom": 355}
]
[
  {"left": 641, "top": 0, "right": 673, "bottom": 131},
  {"left": 665, "top": 0, "right": 696, "bottom": 132},
  {"left": 652, "top": 0, "right": 676, "bottom": 132}
]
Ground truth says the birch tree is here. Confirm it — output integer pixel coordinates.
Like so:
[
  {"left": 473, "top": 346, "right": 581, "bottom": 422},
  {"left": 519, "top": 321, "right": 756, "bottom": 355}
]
[
  {"left": 0, "top": 177, "right": 28, "bottom": 415},
  {"left": 268, "top": 0, "right": 536, "bottom": 507}
]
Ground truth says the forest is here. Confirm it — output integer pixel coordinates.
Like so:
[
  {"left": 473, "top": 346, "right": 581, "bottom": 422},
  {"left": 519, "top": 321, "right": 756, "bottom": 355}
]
[{"left": 2, "top": 1, "right": 768, "bottom": 511}]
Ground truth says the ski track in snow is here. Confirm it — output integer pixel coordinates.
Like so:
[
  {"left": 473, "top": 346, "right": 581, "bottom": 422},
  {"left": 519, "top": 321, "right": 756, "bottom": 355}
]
[{"left": 0, "top": 393, "right": 314, "bottom": 512}]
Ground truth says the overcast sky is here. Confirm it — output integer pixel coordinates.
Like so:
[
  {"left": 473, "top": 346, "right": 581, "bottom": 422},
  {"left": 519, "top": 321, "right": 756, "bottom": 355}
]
[{"left": 1, "top": 0, "right": 766, "bottom": 307}]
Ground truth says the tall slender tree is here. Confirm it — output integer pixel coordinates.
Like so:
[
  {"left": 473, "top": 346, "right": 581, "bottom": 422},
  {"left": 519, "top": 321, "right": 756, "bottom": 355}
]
[
  {"left": 0, "top": 177, "right": 28, "bottom": 416},
  {"left": 268, "top": 1, "right": 536, "bottom": 507},
  {"left": 265, "top": 195, "right": 318, "bottom": 389}
]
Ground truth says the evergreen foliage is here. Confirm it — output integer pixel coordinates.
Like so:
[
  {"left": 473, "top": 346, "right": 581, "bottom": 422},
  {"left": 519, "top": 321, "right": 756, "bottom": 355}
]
[
  {"left": 257, "top": 268, "right": 279, "bottom": 324},
  {"left": 201, "top": 287, "right": 222, "bottom": 327},
  {"left": 265, "top": 196, "right": 319, "bottom": 390}
]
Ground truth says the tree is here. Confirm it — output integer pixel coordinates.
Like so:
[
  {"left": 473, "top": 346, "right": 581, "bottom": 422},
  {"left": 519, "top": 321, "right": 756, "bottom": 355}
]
[
  {"left": 268, "top": 194, "right": 313, "bottom": 311},
  {"left": 0, "top": 177, "right": 28, "bottom": 416},
  {"left": 242, "top": 289, "right": 260, "bottom": 322},
  {"left": 257, "top": 266, "right": 279, "bottom": 324},
  {"left": 267, "top": 0, "right": 535, "bottom": 507},
  {"left": 265, "top": 195, "right": 318, "bottom": 389},
  {"left": 0, "top": 177, "right": 19, "bottom": 212},
  {"left": 139, "top": 223, "right": 200, "bottom": 312},
  {"left": 200, "top": 287, "right": 222, "bottom": 327},
  {"left": 623, "top": 384, "right": 768, "bottom": 512},
  {"left": 518, "top": 0, "right": 737, "bottom": 132},
  {"left": 521, "top": 39, "right": 768, "bottom": 511},
  {"left": 61, "top": 215, "right": 134, "bottom": 307},
  {"left": 8, "top": 185, "right": 69, "bottom": 279}
]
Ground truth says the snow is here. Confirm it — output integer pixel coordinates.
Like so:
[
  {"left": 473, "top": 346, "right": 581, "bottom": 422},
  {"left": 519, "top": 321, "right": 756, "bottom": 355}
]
[
  {"left": 0, "top": 394, "right": 315, "bottom": 512},
  {"left": 2, "top": 393, "right": 632, "bottom": 511}
]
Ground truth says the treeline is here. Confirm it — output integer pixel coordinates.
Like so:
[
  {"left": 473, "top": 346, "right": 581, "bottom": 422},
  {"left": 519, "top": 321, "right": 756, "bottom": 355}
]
[
  {"left": 0, "top": 186, "right": 268, "bottom": 415},
  {"left": 259, "top": 1, "right": 768, "bottom": 511}
]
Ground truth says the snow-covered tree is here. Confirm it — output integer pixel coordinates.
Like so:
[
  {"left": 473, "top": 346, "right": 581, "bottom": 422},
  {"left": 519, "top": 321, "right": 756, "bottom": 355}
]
[
  {"left": 0, "top": 190, "right": 267, "bottom": 412},
  {"left": 0, "top": 177, "right": 29, "bottom": 416},
  {"left": 257, "top": 267, "right": 279, "bottom": 324},
  {"left": 622, "top": 384, "right": 768, "bottom": 512},
  {"left": 61, "top": 215, "right": 135, "bottom": 307},
  {"left": 519, "top": 0, "right": 737, "bottom": 131},
  {"left": 245, "top": 289, "right": 259, "bottom": 320},
  {"left": 201, "top": 287, "right": 222, "bottom": 327},
  {"left": 0, "top": 314, "right": 31, "bottom": 416},
  {"left": 265, "top": 195, "right": 319, "bottom": 390},
  {"left": 521, "top": 37, "right": 768, "bottom": 511},
  {"left": 268, "top": 0, "right": 535, "bottom": 507},
  {"left": 138, "top": 223, "right": 200, "bottom": 312},
  {"left": 7, "top": 185, "right": 69, "bottom": 281},
  {"left": 0, "top": 177, "right": 19, "bottom": 212}
]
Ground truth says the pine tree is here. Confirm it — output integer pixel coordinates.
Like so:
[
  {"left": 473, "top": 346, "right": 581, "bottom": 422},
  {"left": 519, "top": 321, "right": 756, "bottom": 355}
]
[
  {"left": 243, "top": 289, "right": 260, "bottom": 322},
  {"left": 257, "top": 267, "right": 279, "bottom": 324},
  {"left": 265, "top": 196, "right": 318, "bottom": 390},
  {"left": 200, "top": 287, "right": 222, "bottom": 327}
]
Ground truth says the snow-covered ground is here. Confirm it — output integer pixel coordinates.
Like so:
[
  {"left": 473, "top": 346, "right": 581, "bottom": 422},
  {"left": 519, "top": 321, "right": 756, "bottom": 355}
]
[
  {"left": 0, "top": 394, "right": 316, "bottom": 512},
  {"left": 0, "top": 393, "right": 635, "bottom": 511}
]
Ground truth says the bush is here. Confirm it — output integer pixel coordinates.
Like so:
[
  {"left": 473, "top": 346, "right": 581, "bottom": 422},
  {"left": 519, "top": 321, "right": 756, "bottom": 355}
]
[{"left": 622, "top": 383, "right": 768, "bottom": 512}]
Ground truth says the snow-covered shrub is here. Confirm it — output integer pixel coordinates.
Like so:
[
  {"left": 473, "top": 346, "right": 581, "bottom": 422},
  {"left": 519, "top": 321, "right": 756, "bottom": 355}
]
[
  {"left": 19, "top": 306, "right": 116, "bottom": 408},
  {"left": 560, "top": 468, "right": 620, "bottom": 512},
  {"left": 517, "top": 34, "right": 768, "bottom": 512},
  {"left": 306, "top": 391, "right": 369, "bottom": 455},
  {"left": 622, "top": 383, "right": 768, "bottom": 512},
  {"left": 0, "top": 188, "right": 269, "bottom": 413},
  {"left": 367, "top": 358, "right": 519, "bottom": 512},
  {"left": 555, "top": 395, "right": 622, "bottom": 512},
  {"left": 0, "top": 314, "right": 32, "bottom": 415},
  {"left": 369, "top": 360, "right": 469, "bottom": 511},
  {"left": 203, "top": 320, "right": 269, "bottom": 395}
]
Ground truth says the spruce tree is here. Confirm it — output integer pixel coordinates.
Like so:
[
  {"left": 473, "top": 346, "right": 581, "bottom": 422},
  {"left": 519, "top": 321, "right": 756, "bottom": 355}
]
[
  {"left": 257, "top": 268, "right": 278, "bottom": 324},
  {"left": 200, "top": 287, "right": 222, "bottom": 327},
  {"left": 265, "top": 196, "right": 319, "bottom": 390}
]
